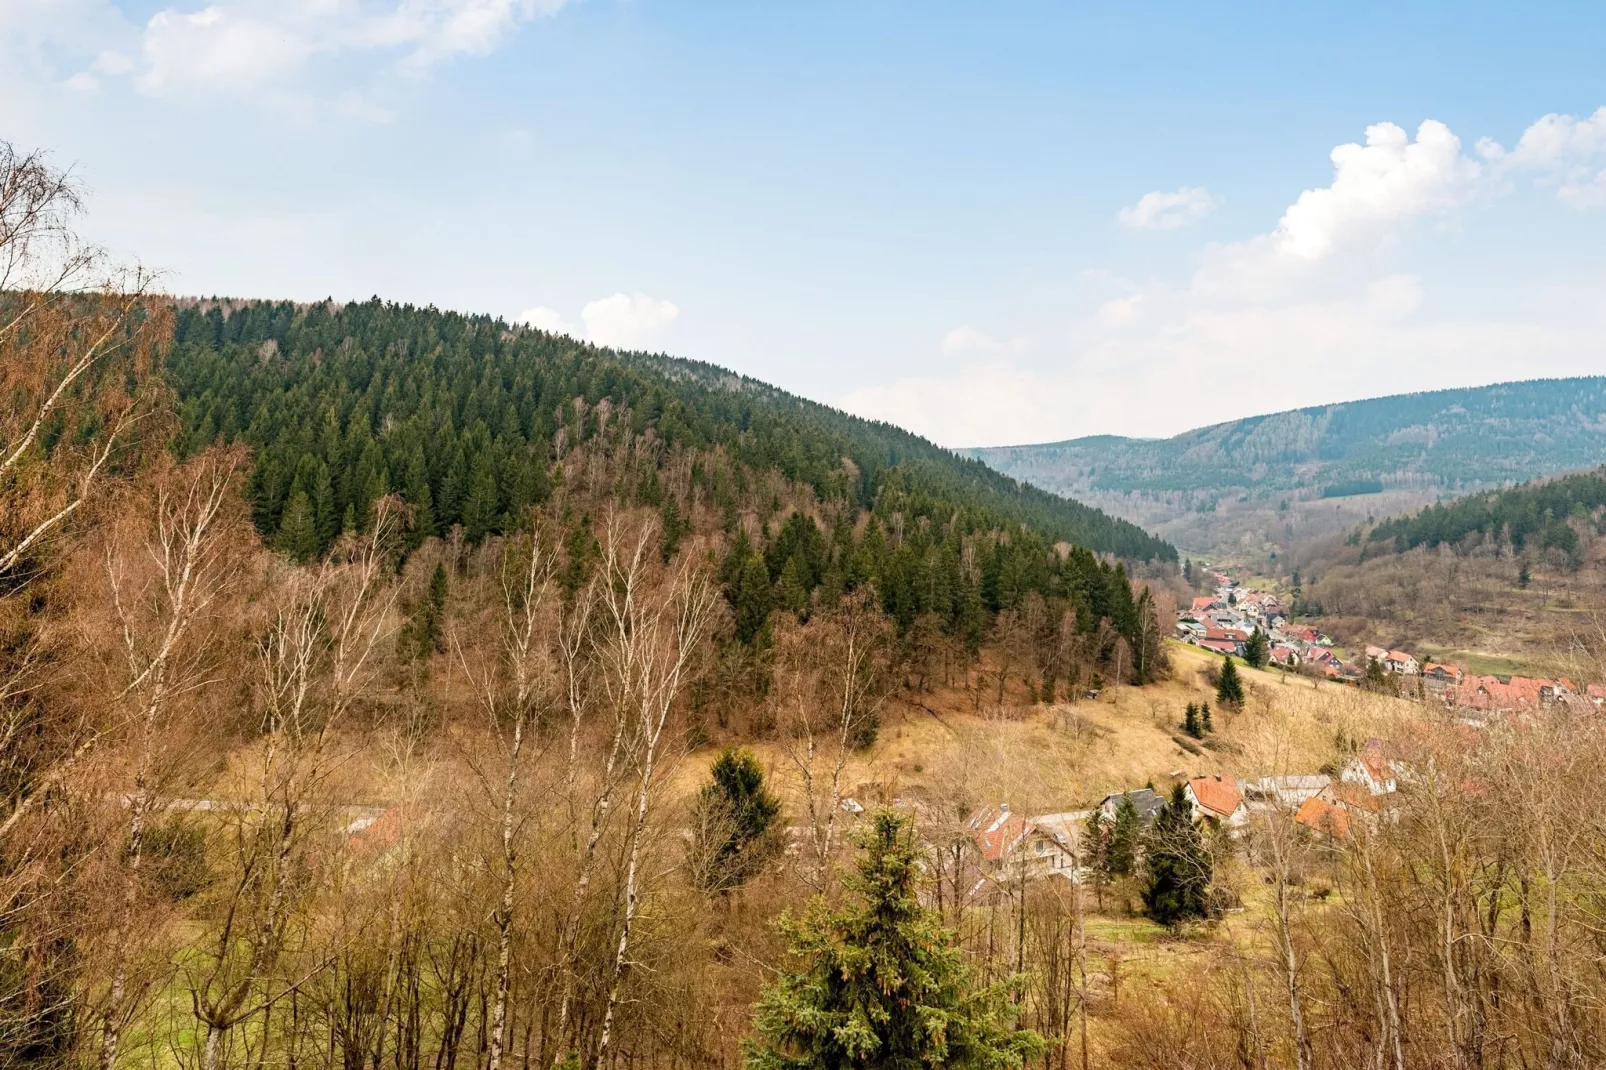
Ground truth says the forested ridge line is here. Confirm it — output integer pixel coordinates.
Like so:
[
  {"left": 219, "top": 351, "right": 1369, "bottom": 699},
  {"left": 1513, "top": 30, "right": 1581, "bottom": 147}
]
[
  {"left": 163, "top": 297, "right": 1174, "bottom": 563},
  {"left": 971, "top": 375, "right": 1606, "bottom": 496},
  {"left": 1366, "top": 465, "right": 1606, "bottom": 557}
]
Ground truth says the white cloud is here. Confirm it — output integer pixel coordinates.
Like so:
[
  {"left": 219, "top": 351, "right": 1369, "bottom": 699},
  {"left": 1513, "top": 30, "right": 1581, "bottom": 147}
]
[
  {"left": 1481, "top": 106, "right": 1606, "bottom": 209},
  {"left": 1117, "top": 186, "right": 1219, "bottom": 230},
  {"left": 72, "top": 0, "right": 576, "bottom": 104},
  {"left": 514, "top": 305, "right": 577, "bottom": 336},
  {"left": 516, "top": 293, "right": 681, "bottom": 349},
  {"left": 1558, "top": 170, "right": 1606, "bottom": 209},
  {"left": 581, "top": 292, "right": 680, "bottom": 349},
  {"left": 1273, "top": 120, "right": 1480, "bottom": 259},
  {"left": 841, "top": 109, "right": 1606, "bottom": 447},
  {"left": 840, "top": 363, "right": 1067, "bottom": 449},
  {"left": 941, "top": 325, "right": 1003, "bottom": 354},
  {"left": 139, "top": 5, "right": 315, "bottom": 94}
]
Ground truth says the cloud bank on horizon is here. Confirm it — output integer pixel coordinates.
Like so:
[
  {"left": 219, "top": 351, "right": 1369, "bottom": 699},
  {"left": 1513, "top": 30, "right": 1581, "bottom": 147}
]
[{"left": 841, "top": 109, "right": 1606, "bottom": 449}]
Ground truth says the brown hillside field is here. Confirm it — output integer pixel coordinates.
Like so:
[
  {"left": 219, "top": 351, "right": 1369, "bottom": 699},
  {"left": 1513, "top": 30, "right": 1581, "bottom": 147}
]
[{"left": 677, "top": 641, "right": 1419, "bottom": 822}]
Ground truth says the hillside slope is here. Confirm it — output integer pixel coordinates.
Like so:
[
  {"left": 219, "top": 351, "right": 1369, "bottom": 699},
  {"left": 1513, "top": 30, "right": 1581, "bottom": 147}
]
[
  {"left": 968, "top": 377, "right": 1606, "bottom": 552},
  {"left": 1282, "top": 467, "right": 1606, "bottom": 673},
  {"left": 167, "top": 298, "right": 1173, "bottom": 563}
]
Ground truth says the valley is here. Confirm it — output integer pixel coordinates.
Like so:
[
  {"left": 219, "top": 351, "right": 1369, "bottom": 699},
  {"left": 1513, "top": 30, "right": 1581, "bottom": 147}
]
[
  {"left": 969, "top": 378, "right": 1606, "bottom": 554},
  {"left": 6, "top": 131, "right": 1606, "bottom": 1070}
]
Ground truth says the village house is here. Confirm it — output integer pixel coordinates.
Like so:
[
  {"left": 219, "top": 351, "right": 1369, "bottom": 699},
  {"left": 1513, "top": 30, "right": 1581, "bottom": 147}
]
[
  {"left": 1096, "top": 787, "right": 1166, "bottom": 826},
  {"left": 1185, "top": 775, "right": 1248, "bottom": 831},
  {"left": 968, "top": 804, "right": 1080, "bottom": 885},
  {"left": 1385, "top": 650, "right": 1419, "bottom": 675},
  {"left": 1269, "top": 643, "right": 1302, "bottom": 668},
  {"left": 1340, "top": 738, "right": 1398, "bottom": 795},
  {"left": 1294, "top": 796, "right": 1352, "bottom": 840},
  {"left": 1245, "top": 774, "right": 1331, "bottom": 810},
  {"left": 1422, "top": 662, "right": 1463, "bottom": 685}
]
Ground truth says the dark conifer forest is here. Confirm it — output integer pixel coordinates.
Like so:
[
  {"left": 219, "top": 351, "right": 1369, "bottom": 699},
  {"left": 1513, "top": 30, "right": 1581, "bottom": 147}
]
[{"left": 165, "top": 298, "right": 1174, "bottom": 679}]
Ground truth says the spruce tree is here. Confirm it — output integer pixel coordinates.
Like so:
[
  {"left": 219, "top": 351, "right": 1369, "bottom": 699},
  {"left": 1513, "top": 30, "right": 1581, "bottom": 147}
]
[
  {"left": 659, "top": 495, "right": 684, "bottom": 562},
  {"left": 274, "top": 489, "right": 320, "bottom": 563},
  {"left": 1141, "top": 784, "right": 1212, "bottom": 928},
  {"left": 734, "top": 553, "right": 775, "bottom": 645},
  {"left": 460, "top": 455, "right": 500, "bottom": 543},
  {"left": 1183, "top": 702, "right": 1201, "bottom": 739},
  {"left": 404, "top": 562, "right": 448, "bottom": 661},
  {"left": 1107, "top": 795, "right": 1141, "bottom": 878},
  {"left": 1244, "top": 626, "right": 1269, "bottom": 670},
  {"left": 1201, "top": 701, "right": 1213, "bottom": 733},
  {"left": 775, "top": 555, "right": 810, "bottom": 618},
  {"left": 1216, "top": 656, "right": 1245, "bottom": 708},
  {"left": 744, "top": 811, "right": 1044, "bottom": 1070},
  {"left": 694, "top": 748, "right": 782, "bottom": 893},
  {"left": 1083, "top": 809, "right": 1110, "bottom": 906}
]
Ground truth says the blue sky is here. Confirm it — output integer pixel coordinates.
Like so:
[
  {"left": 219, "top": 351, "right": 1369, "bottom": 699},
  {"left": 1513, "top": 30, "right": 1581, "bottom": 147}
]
[{"left": 4, "top": 1, "right": 1605, "bottom": 446}]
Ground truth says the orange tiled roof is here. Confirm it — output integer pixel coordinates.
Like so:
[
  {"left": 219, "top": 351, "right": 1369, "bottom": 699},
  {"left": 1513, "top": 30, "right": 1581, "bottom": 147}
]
[
  {"left": 1295, "top": 797, "right": 1351, "bottom": 839},
  {"left": 1188, "top": 775, "right": 1243, "bottom": 818},
  {"left": 972, "top": 807, "right": 1029, "bottom": 862}
]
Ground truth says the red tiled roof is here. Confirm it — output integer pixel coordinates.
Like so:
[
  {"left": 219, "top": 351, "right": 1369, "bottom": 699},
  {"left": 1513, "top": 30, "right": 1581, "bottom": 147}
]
[
  {"left": 1199, "top": 639, "right": 1239, "bottom": 654},
  {"left": 1295, "top": 797, "right": 1351, "bottom": 839},
  {"left": 971, "top": 807, "right": 1029, "bottom": 862},
  {"left": 1188, "top": 775, "right": 1243, "bottom": 819}
]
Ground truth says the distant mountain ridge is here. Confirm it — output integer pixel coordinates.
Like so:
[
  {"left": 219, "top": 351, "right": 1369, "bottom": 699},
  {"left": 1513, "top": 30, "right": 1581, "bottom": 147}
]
[
  {"left": 970, "top": 377, "right": 1606, "bottom": 499},
  {"left": 966, "top": 377, "right": 1606, "bottom": 552}
]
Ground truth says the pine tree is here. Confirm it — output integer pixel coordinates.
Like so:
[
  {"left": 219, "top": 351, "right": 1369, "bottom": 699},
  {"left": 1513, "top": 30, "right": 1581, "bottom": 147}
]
[
  {"left": 733, "top": 553, "right": 774, "bottom": 645},
  {"left": 1518, "top": 563, "right": 1531, "bottom": 589},
  {"left": 460, "top": 453, "right": 500, "bottom": 543},
  {"left": 404, "top": 562, "right": 448, "bottom": 661},
  {"left": 776, "top": 555, "right": 809, "bottom": 618},
  {"left": 744, "top": 811, "right": 1044, "bottom": 1070},
  {"left": 1200, "top": 700, "right": 1213, "bottom": 733},
  {"left": 659, "top": 495, "right": 684, "bottom": 562},
  {"left": 274, "top": 489, "right": 320, "bottom": 563},
  {"left": 1083, "top": 809, "right": 1110, "bottom": 907},
  {"left": 1183, "top": 702, "right": 1201, "bottom": 739},
  {"left": 694, "top": 748, "right": 782, "bottom": 893},
  {"left": 1141, "top": 784, "right": 1212, "bottom": 928},
  {"left": 1216, "top": 656, "right": 1245, "bottom": 707},
  {"left": 1244, "top": 626, "right": 1269, "bottom": 670},
  {"left": 1107, "top": 795, "right": 1141, "bottom": 878}
]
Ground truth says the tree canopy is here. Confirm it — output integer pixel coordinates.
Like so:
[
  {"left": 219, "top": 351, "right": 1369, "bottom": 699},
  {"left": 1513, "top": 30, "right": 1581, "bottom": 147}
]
[{"left": 744, "top": 811, "right": 1044, "bottom": 1070}]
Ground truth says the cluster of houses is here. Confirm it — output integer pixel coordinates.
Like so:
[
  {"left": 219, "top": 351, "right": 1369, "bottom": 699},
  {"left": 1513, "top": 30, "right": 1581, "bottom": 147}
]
[
  {"left": 1175, "top": 573, "right": 1606, "bottom": 715},
  {"left": 962, "top": 739, "right": 1403, "bottom": 889},
  {"left": 1174, "top": 575, "right": 1347, "bottom": 676}
]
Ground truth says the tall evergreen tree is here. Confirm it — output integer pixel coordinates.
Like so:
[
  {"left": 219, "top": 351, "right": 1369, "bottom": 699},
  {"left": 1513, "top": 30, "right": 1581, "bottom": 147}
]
[
  {"left": 1244, "top": 626, "right": 1270, "bottom": 670},
  {"left": 1106, "top": 795, "right": 1141, "bottom": 878},
  {"left": 744, "top": 811, "right": 1044, "bottom": 1070},
  {"left": 1183, "top": 702, "right": 1201, "bottom": 739},
  {"left": 659, "top": 495, "right": 685, "bottom": 562},
  {"left": 403, "top": 562, "right": 448, "bottom": 661},
  {"left": 274, "top": 488, "right": 320, "bottom": 563},
  {"left": 1141, "top": 784, "right": 1212, "bottom": 928},
  {"left": 1216, "top": 656, "right": 1245, "bottom": 708},
  {"left": 694, "top": 748, "right": 782, "bottom": 893},
  {"left": 733, "top": 553, "right": 775, "bottom": 646}
]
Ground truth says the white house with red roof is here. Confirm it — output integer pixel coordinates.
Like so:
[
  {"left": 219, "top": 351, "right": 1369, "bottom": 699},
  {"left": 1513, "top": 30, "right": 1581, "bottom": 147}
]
[{"left": 1184, "top": 775, "right": 1248, "bottom": 831}]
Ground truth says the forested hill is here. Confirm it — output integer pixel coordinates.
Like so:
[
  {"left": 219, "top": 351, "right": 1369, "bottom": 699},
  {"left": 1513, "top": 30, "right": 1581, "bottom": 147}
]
[
  {"left": 164, "top": 298, "right": 1173, "bottom": 562},
  {"left": 1368, "top": 466, "right": 1606, "bottom": 558},
  {"left": 970, "top": 377, "right": 1606, "bottom": 499}
]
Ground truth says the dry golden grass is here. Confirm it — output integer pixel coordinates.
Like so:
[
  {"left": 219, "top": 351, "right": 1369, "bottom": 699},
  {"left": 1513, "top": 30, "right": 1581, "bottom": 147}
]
[{"left": 681, "top": 641, "right": 1422, "bottom": 820}]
